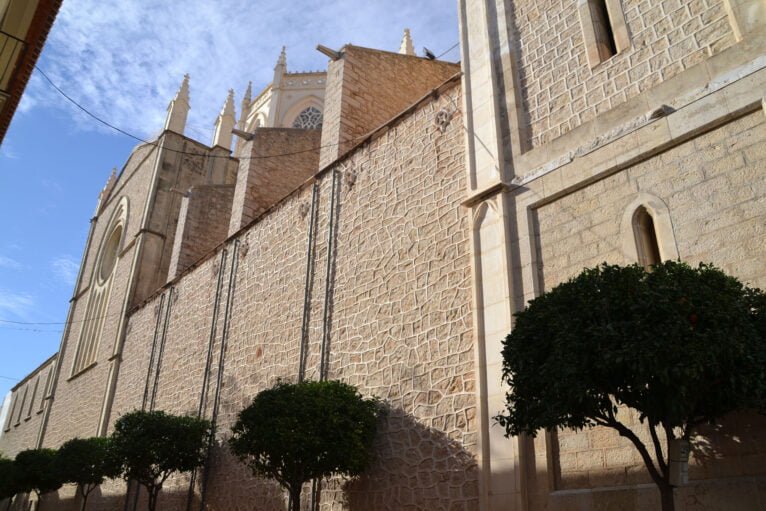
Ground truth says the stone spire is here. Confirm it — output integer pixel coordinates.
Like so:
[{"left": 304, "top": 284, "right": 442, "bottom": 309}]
[
  {"left": 273, "top": 46, "right": 287, "bottom": 87},
  {"left": 164, "top": 74, "right": 190, "bottom": 135},
  {"left": 238, "top": 81, "right": 252, "bottom": 132},
  {"left": 399, "top": 28, "right": 415, "bottom": 56},
  {"left": 212, "top": 89, "right": 236, "bottom": 150}
]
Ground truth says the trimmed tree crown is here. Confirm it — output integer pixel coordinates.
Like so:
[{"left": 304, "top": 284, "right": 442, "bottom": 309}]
[
  {"left": 57, "top": 437, "right": 120, "bottom": 488},
  {"left": 228, "top": 380, "right": 380, "bottom": 491},
  {"left": 498, "top": 261, "right": 766, "bottom": 436},
  {"left": 14, "top": 448, "right": 63, "bottom": 496},
  {"left": 110, "top": 410, "right": 211, "bottom": 489}
]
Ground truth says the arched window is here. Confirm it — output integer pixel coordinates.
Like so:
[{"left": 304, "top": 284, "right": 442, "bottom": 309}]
[
  {"left": 292, "top": 106, "right": 323, "bottom": 130},
  {"left": 71, "top": 198, "right": 127, "bottom": 376},
  {"left": 633, "top": 206, "right": 661, "bottom": 268}
]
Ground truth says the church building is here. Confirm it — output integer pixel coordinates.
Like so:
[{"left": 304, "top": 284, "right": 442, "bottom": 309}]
[{"left": 2, "top": 1, "right": 766, "bottom": 509}]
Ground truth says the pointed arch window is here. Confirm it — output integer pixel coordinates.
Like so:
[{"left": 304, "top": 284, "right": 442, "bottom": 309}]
[
  {"left": 71, "top": 198, "right": 128, "bottom": 377},
  {"left": 292, "top": 106, "right": 323, "bottom": 130},
  {"left": 633, "top": 206, "right": 661, "bottom": 268}
]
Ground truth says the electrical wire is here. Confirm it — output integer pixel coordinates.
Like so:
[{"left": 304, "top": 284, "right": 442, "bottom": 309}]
[
  {"left": 33, "top": 41, "right": 461, "bottom": 161},
  {"left": 6, "top": 46, "right": 463, "bottom": 332},
  {"left": 437, "top": 42, "right": 460, "bottom": 59},
  {"left": 34, "top": 65, "right": 370, "bottom": 161}
]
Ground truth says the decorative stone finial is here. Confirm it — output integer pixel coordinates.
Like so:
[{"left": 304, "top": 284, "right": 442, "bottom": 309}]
[
  {"left": 238, "top": 81, "right": 252, "bottom": 131},
  {"left": 273, "top": 47, "right": 288, "bottom": 88},
  {"left": 212, "top": 89, "right": 236, "bottom": 150},
  {"left": 399, "top": 28, "right": 415, "bottom": 56},
  {"left": 95, "top": 168, "right": 118, "bottom": 214},
  {"left": 243, "top": 81, "right": 252, "bottom": 104},
  {"left": 164, "top": 74, "right": 191, "bottom": 135},
  {"left": 276, "top": 46, "right": 287, "bottom": 69}
]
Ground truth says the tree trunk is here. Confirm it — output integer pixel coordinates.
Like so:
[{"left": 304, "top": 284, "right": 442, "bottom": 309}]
[
  {"left": 79, "top": 489, "right": 89, "bottom": 511},
  {"left": 659, "top": 482, "right": 675, "bottom": 511},
  {"left": 5, "top": 495, "right": 13, "bottom": 511},
  {"left": 147, "top": 488, "right": 158, "bottom": 511},
  {"left": 289, "top": 487, "right": 301, "bottom": 511}
]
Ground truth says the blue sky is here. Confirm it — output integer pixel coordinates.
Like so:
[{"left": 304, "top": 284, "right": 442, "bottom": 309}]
[{"left": 0, "top": 0, "right": 459, "bottom": 399}]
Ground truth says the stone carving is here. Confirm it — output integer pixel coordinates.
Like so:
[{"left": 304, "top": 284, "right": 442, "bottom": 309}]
[
  {"left": 344, "top": 169, "right": 357, "bottom": 189},
  {"left": 434, "top": 107, "right": 454, "bottom": 133},
  {"left": 298, "top": 201, "right": 311, "bottom": 218}
]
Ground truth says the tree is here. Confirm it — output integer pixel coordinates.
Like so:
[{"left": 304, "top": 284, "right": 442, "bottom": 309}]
[
  {"left": 57, "top": 437, "right": 120, "bottom": 511},
  {"left": 0, "top": 457, "right": 20, "bottom": 511},
  {"left": 497, "top": 261, "right": 766, "bottom": 511},
  {"left": 14, "top": 448, "right": 63, "bottom": 507},
  {"left": 110, "top": 410, "right": 211, "bottom": 511},
  {"left": 229, "top": 380, "right": 380, "bottom": 511}
]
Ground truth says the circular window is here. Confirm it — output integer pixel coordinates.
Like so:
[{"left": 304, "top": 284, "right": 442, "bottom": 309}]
[{"left": 99, "top": 225, "right": 122, "bottom": 283}]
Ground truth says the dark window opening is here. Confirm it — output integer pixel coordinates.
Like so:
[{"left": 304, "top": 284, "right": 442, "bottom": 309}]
[
  {"left": 634, "top": 206, "right": 661, "bottom": 268},
  {"left": 591, "top": 0, "right": 617, "bottom": 59}
]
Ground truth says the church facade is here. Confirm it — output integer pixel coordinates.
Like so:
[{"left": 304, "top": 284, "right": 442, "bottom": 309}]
[{"left": 2, "top": 1, "right": 766, "bottom": 509}]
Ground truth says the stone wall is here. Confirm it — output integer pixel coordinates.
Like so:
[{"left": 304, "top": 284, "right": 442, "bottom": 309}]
[
  {"left": 511, "top": 0, "right": 737, "bottom": 147},
  {"left": 168, "top": 184, "right": 235, "bottom": 280},
  {"left": 228, "top": 128, "right": 321, "bottom": 235},
  {"left": 0, "top": 355, "right": 55, "bottom": 458},
  {"left": 319, "top": 45, "right": 460, "bottom": 167},
  {"left": 75, "top": 81, "right": 476, "bottom": 511}
]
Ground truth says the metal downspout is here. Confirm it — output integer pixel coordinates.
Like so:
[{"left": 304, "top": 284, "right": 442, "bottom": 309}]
[
  {"left": 186, "top": 249, "right": 228, "bottom": 511},
  {"left": 199, "top": 240, "right": 240, "bottom": 511},
  {"left": 298, "top": 183, "right": 319, "bottom": 382}
]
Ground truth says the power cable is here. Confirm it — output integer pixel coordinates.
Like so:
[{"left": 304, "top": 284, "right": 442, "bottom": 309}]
[
  {"left": 437, "top": 42, "right": 460, "bottom": 59},
  {"left": 34, "top": 65, "right": 370, "bottom": 161}
]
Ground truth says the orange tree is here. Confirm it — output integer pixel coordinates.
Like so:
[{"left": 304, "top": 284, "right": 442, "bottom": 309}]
[
  {"left": 0, "top": 457, "right": 20, "bottom": 511},
  {"left": 57, "top": 437, "right": 120, "bottom": 511},
  {"left": 497, "top": 261, "right": 766, "bottom": 511},
  {"left": 110, "top": 411, "right": 210, "bottom": 511},
  {"left": 229, "top": 380, "right": 380, "bottom": 511},
  {"left": 14, "top": 448, "right": 63, "bottom": 507}
]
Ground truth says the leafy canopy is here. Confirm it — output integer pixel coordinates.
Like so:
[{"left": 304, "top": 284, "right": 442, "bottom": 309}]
[
  {"left": 14, "top": 448, "right": 63, "bottom": 497},
  {"left": 57, "top": 437, "right": 120, "bottom": 495},
  {"left": 498, "top": 261, "right": 766, "bottom": 436},
  {"left": 110, "top": 410, "right": 211, "bottom": 493},
  {"left": 229, "top": 380, "right": 380, "bottom": 498},
  {"left": 0, "top": 457, "right": 20, "bottom": 501}
]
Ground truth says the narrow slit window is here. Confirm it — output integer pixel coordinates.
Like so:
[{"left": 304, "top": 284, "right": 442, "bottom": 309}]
[
  {"left": 15, "top": 386, "right": 27, "bottom": 425},
  {"left": 26, "top": 377, "right": 39, "bottom": 419},
  {"left": 591, "top": 0, "right": 617, "bottom": 59},
  {"left": 633, "top": 206, "right": 661, "bottom": 268},
  {"left": 579, "top": 0, "right": 629, "bottom": 68}
]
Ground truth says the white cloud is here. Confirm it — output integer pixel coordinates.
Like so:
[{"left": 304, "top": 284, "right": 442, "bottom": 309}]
[
  {"left": 0, "top": 256, "right": 22, "bottom": 270},
  {"left": 0, "top": 290, "right": 34, "bottom": 320},
  {"left": 51, "top": 256, "right": 79, "bottom": 286},
  {"left": 0, "top": 142, "right": 19, "bottom": 160},
  {"left": 26, "top": 0, "right": 457, "bottom": 141}
]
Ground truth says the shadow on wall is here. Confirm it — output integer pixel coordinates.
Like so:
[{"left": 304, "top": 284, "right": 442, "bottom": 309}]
[
  {"left": 4, "top": 489, "right": 64, "bottom": 511},
  {"left": 201, "top": 403, "right": 479, "bottom": 510},
  {"left": 689, "top": 412, "right": 766, "bottom": 480},
  {"left": 341, "top": 406, "right": 479, "bottom": 510}
]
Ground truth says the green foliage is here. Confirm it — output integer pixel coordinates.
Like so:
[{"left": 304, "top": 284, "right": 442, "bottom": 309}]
[
  {"left": 14, "top": 448, "right": 63, "bottom": 498},
  {"left": 497, "top": 261, "right": 766, "bottom": 510},
  {"left": 0, "top": 457, "right": 20, "bottom": 501},
  {"left": 229, "top": 380, "right": 380, "bottom": 510},
  {"left": 110, "top": 410, "right": 211, "bottom": 511},
  {"left": 57, "top": 437, "right": 120, "bottom": 502},
  {"left": 498, "top": 261, "right": 766, "bottom": 436}
]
